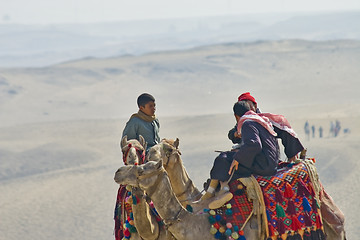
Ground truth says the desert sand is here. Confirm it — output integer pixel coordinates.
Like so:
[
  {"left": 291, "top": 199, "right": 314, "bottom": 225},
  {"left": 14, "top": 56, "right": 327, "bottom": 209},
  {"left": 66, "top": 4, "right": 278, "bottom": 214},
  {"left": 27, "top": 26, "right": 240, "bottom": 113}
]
[{"left": 0, "top": 40, "right": 359, "bottom": 239}]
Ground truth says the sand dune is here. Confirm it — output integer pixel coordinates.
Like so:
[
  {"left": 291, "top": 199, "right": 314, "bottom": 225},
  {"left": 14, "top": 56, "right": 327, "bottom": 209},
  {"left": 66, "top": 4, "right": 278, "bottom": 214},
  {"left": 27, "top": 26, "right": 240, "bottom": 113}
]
[{"left": 0, "top": 40, "right": 359, "bottom": 239}]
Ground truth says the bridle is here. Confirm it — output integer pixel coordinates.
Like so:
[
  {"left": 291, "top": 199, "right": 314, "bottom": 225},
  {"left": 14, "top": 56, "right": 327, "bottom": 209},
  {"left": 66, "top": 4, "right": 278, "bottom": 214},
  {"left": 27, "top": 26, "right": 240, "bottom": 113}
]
[
  {"left": 160, "top": 144, "right": 202, "bottom": 202},
  {"left": 135, "top": 165, "right": 185, "bottom": 227},
  {"left": 122, "top": 143, "right": 146, "bottom": 165},
  {"left": 162, "top": 144, "right": 181, "bottom": 168}
]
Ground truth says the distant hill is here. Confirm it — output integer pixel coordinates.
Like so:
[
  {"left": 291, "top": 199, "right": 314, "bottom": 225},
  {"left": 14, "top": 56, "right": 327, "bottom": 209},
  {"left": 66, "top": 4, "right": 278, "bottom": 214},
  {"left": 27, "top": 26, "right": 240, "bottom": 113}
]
[
  {"left": 0, "top": 11, "right": 359, "bottom": 67},
  {"left": 1, "top": 39, "right": 359, "bottom": 127}
]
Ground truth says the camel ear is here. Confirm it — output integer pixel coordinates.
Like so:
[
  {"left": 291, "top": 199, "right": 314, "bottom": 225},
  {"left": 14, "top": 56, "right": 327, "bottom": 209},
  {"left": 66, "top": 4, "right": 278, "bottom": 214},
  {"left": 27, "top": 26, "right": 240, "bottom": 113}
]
[
  {"left": 139, "top": 135, "right": 147, "bottom": 150},
  {"left": 121, "top": 135, "right": 128, "bottom": 148},
  {"left": 174, "top": 138, "right": 179, "bottom": 149}
]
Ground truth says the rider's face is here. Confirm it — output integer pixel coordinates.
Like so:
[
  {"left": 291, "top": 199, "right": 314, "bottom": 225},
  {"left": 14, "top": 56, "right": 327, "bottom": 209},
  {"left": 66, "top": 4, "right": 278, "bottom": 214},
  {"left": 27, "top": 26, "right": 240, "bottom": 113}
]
[{"left": 140, "top": 101, "right": 156, "bottom": 116}]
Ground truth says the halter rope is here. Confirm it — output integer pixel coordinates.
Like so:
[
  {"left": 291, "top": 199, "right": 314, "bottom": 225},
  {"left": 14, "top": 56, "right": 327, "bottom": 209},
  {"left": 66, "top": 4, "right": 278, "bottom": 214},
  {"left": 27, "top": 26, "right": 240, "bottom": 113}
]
[{"left": 122, "top": 143, "right": 146, "bottom": 165}]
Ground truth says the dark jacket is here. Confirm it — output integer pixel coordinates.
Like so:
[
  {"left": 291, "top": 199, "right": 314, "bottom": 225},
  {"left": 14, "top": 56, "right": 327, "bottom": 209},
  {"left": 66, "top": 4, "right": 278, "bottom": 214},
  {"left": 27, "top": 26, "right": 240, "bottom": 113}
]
[
  {"left": 211, "top": 121, "right": 280, "bottom": 181},
  {"left": 233, "top": 121, "right": 280, "bottom": 176},
  {"left": 228, "top": 124, "right": 303, "bottom": 159}
]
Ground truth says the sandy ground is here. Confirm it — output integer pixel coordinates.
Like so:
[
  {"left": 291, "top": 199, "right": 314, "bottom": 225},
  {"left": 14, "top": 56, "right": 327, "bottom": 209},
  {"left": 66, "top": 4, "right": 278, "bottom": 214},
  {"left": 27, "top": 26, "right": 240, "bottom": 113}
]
[{"left": 0, "top": 40, "right": 359, "bottom": 239}]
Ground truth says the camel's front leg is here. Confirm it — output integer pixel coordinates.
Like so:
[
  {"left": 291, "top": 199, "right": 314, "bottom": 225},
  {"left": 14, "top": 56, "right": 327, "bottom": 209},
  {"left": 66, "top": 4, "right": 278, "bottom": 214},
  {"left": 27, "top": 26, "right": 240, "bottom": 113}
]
[{"left": 131, "top": 188, "right": 160, "bottom": 240}]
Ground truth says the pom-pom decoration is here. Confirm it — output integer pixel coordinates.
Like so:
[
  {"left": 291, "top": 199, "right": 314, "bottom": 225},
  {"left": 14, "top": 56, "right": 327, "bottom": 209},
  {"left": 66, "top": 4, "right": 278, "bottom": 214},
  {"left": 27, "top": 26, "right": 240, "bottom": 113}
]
[
  {"left": 226, "top": 222, "right": 232, "bottom": 229},
  {"left": 210, "top": 226, "right": 218, "bottom": 235},
  {"left": 231, "top": 232, "right": 239, "bottom": 239}
]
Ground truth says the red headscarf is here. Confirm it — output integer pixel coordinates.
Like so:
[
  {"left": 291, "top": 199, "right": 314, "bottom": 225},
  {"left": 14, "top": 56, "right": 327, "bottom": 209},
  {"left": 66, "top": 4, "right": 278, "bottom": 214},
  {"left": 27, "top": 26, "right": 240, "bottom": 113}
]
[{"left": 238, "top": 92, "right": 257, "bottom": 104}]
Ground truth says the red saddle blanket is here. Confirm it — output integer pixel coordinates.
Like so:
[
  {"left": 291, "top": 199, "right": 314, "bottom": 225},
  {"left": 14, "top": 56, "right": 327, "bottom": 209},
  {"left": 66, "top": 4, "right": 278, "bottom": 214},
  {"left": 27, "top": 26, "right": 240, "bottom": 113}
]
[
  {"left": 114, "top": 185, "right": 133, "bottom": 240},
  {"left": 208, "top": 162, "right": 325, "bottom": 240},
  {"left": 207, "top": 179, "right": 253, "bottom": 239},
  {"left": 114, "top": 185, "right": 162, "bottom": 240},
  {"left": 255, "top": 161, "right": 325, "bottom": 239}
]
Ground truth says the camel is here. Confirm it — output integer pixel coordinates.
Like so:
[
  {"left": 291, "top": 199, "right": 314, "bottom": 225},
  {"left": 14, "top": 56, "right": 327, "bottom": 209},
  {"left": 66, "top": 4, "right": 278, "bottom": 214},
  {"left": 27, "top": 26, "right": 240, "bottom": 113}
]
[
  {"left": 114, "top": 160, "right": 258, "bottom": 240},
  {"left": 117, "top": 136, "right": 175, "bottom": 240},
  {"left": 147, "top": 138, "right": 346, "bottom": 240},
  {"left": 115, "top": 157, "right": 346, "bottom": 240},
  {"left": 118, "top": 137, "right": 345, "bottom": 239},
  {"left": 146, "top": 138, "right": 202, "bottom": 207},
  {"left": 120, "top": 135, "right": 147, "bottom": 166}
]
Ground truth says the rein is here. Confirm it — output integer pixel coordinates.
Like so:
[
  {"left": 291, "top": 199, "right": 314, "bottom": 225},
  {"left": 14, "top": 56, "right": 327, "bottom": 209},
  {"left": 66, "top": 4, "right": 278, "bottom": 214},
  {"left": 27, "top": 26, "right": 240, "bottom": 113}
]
[
  {"left": 137, "top": 165, "right": 186, "bottom": 227},
  {"left": 138, "top": 167, "right": 167, "bottom": 199},
  {"left": 161, "top": 144, "right": 203, "bottom": 202},
  {"left": 162, "top": 144, "right": 181, "bottom": 168}
]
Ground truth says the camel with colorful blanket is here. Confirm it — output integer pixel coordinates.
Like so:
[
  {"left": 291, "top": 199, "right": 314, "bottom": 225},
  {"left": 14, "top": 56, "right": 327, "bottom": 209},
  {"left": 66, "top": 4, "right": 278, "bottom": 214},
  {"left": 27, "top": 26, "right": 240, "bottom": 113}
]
[
  {"left": 114, "top": 136, "right": 176, "bottom": 240},
  {"left": 114, "top": 137, "right": 345, "bottom": 240}
]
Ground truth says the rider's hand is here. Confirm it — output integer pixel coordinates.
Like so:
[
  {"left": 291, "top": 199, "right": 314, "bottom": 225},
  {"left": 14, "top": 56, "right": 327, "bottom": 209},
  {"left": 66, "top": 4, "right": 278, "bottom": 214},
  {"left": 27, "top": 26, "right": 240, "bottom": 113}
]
[
  {"left": 228, "top": 160, "right": 239, "bottom": 175},
  {"left": 288, "top": 156, "right": 296, "bottom": 162}
]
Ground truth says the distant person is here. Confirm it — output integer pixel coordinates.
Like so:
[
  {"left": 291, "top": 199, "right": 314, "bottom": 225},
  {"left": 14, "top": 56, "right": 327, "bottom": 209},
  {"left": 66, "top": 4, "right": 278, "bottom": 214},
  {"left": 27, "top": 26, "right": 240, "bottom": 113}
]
[
  {"left": 122, "top": 93, "right": 160, "bottom": 153},
  {"left": 311, "top": 125, "right": 315, "bottom": 138},
  {"left": 304, "top": 121, "right": 310, "bottom": 140},
  {"left": 330, "top": 121, "right": 335, "bottom": 137},
  {"left": 319, "top": 126, "right": 323, "bottom": 138},
  {"left": 343, "top": 128, "right": 351, "bottom": 134},
  {"left": 334, "top": 120, "right": 341, "bottom": 137},
  {"left": 228, "top": 92, "right": 304, "bottom": 161}
]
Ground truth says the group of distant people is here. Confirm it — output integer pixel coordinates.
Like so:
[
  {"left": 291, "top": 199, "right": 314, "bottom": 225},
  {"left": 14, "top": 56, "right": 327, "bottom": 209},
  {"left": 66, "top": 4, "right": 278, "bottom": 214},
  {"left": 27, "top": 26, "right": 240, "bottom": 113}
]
[{"left": 304, "top": 119, "right": 348, "bottom": 140}]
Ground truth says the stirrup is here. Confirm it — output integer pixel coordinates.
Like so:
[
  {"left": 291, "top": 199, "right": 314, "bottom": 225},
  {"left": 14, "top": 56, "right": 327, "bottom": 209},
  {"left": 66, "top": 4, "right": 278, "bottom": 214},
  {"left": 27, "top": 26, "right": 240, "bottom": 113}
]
[{"left": 208, "top": 192, "right": 233, "bottom": 209}]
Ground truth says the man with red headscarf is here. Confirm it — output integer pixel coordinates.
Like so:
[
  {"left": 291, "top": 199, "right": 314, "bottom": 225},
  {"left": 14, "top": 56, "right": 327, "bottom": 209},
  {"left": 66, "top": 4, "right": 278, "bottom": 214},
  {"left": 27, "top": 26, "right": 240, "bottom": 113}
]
[
  {"left": 197, "top": 93, "right": 305, "bottom": 209},
  {"left": 229, "top": 92, "right": 304, "bottom": 161},
  {"left": 223, "top": 93, "right": 345, "bottom": 238},
  {"left": 199, "top": 101, "right": 281, "bottom": 209}
]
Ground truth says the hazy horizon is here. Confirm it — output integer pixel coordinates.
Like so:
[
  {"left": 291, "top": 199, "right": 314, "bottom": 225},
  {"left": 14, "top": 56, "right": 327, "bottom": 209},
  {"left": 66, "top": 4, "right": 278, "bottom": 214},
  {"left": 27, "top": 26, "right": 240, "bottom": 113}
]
[
  {"left": 1, "top": 11, "right": 360, "bottom": 68},
  {"left": 2, "top": 0, "right": 360, "bottom": 25}
]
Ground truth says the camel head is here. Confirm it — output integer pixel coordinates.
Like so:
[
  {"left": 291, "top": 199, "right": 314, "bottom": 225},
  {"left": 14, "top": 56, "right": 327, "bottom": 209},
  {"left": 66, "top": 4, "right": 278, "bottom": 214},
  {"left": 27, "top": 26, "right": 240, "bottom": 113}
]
[
  {"left": 146, "top": 138, "right": 181, "bottom": 168},
  {"left": 120, "top": 135, "right": 147, "bottom": 165},
  {"left": 114, "top": 160, "right": 164, "bottom": 189}
]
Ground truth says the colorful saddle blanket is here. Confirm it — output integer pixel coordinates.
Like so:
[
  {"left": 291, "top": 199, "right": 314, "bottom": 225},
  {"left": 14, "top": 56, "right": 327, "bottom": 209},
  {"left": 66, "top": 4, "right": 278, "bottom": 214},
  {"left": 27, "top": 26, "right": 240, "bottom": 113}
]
[
  {"left": 114, "top": 185, "right": 134, "bottom": 240},
  {"left": 255, "top": 161, "right": 325, "bottom": 239},
  {"left": 114, "top": 185, "right": 163, "bottom": 240},
  {"left": 207, "top": 179, "right": 253, "bottom": 239},
  {"left": 208, "top": 161, "right": 325, "bottom": 240}
]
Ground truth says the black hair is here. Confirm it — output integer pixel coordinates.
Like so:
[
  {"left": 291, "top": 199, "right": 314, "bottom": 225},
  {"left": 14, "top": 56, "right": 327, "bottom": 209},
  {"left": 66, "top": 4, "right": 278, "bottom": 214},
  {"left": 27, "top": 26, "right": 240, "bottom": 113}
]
[
  {"left": 137, "top": 93, "right": 155, "bottom": 107},
  {"left": 233, "top": 101, "right": 251, "bottom": 117}
]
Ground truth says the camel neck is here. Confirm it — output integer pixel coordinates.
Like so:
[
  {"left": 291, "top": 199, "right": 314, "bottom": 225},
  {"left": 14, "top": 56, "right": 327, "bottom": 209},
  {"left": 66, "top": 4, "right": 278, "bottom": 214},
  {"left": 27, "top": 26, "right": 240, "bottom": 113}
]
[
  {"left": 165, "top": 154, "right": 201, "bottom": 204},
  {"left": 141, "top": 168, "right": 213, "bottom": 240},
  {"left": 143, "top": 169, "right": 186, "bottom": 226}
]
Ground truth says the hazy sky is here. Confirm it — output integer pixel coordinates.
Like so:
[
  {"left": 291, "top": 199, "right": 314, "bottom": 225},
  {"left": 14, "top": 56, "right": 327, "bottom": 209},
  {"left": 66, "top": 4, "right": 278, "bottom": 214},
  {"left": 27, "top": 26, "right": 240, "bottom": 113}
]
[{"left": 1, "top": 0, "right": 360, "bottom": 24}]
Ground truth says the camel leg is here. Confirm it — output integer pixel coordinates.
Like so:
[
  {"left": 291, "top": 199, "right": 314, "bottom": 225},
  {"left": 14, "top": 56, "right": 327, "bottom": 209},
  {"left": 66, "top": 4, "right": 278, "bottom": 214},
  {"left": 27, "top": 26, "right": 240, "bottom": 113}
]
[{"left": 131, "top": 189, "right": 160, "bottom": 240}]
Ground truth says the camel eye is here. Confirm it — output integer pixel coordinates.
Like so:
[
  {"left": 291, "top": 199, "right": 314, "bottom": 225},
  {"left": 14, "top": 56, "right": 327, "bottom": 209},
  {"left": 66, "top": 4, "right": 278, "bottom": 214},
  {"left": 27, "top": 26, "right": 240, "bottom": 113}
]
[{"left": 167, "top": 148, "right": 174, "bottom": 154}]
